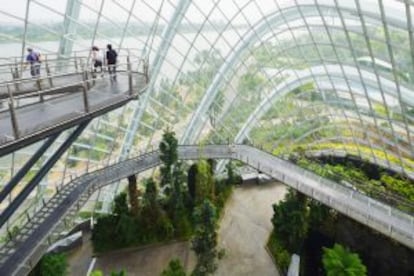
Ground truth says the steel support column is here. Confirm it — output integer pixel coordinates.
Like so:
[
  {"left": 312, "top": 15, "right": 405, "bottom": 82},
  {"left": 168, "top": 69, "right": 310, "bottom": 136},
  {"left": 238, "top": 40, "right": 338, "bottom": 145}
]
[
  {"left": 0, "top": 121, "right": 90, "bottom": 229},
  {"left": 0, "top": 134, "right": 59, "bottom": 205},
  {"left": 179, "top": 3, "right": 409, "bottom": 145},
  {"left": 57, "top": 0, "right": 82, "bottom": 64},
  {"left": 100, "top": 0, "right": 191, "bottom": 212}
]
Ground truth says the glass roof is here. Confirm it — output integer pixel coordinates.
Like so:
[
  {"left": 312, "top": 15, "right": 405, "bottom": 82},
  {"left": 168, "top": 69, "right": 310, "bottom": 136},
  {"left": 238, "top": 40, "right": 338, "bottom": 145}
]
[{"left": 1, "top": 0, "right": 414, "bottom": 216}]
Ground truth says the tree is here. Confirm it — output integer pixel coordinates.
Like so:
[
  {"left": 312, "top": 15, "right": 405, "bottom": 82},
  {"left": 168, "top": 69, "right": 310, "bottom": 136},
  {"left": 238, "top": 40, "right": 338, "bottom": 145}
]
[
  {"left": 191, "top": 200, "right": 218, "bottom": 275},
  {"left": 113, "top": 192, "right": 129, "bottom": 216},
  {"left": 110, "top": 270, "right": 127, "bottom": 276},
  {"left": 141, "top": 178, "right": 174, "bottom": 241},
  {"left": 187, "top": 164, "right": 198, "bottom": 203},
  {"left": 323, "top": 244, "right": 367, "bottom": 276},
  {"left": 161, "top": 259, "right": 187, "bottom": 276},
  {"left": 90, "top": 270, "right": 104, "bottom": 276},
  {"left": 159, "top": 129, "right": 179, "bottom": 189},
  {"left": 127, "top": 174, "right": 139, "bottom": 216},
  {"left": 271, "top": 190, "right": 309, "bottom": 252},
  {"left": 170, "top": 162, "right": 185, "bottom": 212},
  {"left": 31, "top": 253, "right": 67, "bottom": 276},
  {"left": 195, "top": 160, "right": 215, "bottom": 204},
  {"left": 142, "top": 178, "right": 158, "bottom": 208}
]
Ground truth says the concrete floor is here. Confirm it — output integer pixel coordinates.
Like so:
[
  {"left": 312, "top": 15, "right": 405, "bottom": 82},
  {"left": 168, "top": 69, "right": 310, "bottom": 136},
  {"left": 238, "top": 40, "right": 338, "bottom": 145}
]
[
  {"left": 67, "top": 182, "right": 287, "bottom": 275},
  {"left": 216, "top": 182, "right": 287, "bottom": 276},
  {"left": 67, "top": 233, "right": 94, "bottom": 276}
]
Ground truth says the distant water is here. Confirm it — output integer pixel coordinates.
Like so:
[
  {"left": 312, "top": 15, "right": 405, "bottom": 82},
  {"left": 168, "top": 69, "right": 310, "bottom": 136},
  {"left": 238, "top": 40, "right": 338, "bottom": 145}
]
[
  {"left": 0, "top": 30, "right": 245, "bottom": 80},
  {"left": 0, "top": 29, "right": 246, "bottom": 163}
]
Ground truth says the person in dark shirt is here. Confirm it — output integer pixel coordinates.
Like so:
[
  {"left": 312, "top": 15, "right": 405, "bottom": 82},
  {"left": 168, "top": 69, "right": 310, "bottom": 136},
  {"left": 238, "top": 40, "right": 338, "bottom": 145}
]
[
  {"left": 25, "top": 48, "right": 41, "bottom": 78},
  {"left": 106, "top": 44, "right": 118, "bottom": 81}
]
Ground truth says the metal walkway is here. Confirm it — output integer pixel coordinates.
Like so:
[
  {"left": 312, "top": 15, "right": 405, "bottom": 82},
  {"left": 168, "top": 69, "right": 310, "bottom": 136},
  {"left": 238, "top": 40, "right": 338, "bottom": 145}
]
[
  {"left": 0, "top": 53, "right": 148, "bottom": 156},
  {"left": 0, "top": 144, "right": 412, "bottom": 276}
]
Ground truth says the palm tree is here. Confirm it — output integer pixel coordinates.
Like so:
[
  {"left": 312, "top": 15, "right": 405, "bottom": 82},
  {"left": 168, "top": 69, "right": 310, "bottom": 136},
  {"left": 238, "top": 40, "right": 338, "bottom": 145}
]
[{"left": 322, "top": 243, "right": 367, "bottom": 276}]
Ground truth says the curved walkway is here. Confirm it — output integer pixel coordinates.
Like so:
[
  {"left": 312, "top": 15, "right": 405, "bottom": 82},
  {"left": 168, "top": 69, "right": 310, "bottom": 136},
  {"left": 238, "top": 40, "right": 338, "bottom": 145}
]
[{"left": 0, "top": 145, "right": 413, "bottom": 275}]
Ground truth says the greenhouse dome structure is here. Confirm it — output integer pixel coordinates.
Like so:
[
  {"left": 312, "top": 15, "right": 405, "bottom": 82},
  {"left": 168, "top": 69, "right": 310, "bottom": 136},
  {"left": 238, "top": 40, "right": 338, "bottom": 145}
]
[{"left": 0, "top": 0, "right": 413, "bottom": 275}]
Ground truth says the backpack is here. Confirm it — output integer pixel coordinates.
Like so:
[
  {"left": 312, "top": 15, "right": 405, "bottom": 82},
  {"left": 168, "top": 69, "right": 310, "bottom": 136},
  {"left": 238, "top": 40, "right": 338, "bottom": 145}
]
[
  {"left": 35, "top": 52, "right": 41, "bottom": 62},
  {"left": 27, "top": 52, "right": 41, "bottom": 63},
  {"left": 107, "top": 49, "right": 117, "bottom": 64}
]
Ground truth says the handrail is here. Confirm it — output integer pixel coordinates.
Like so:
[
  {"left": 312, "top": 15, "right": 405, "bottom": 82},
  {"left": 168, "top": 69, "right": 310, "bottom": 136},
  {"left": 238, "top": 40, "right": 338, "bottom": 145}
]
[
  {"left": 0, "top": 54, "right": 149, "bottom": 154},
  {"left": 0, "top": 50, "right": 148, "bottom": 93},
  {"left": 0, "top": 144, "right": 412, "bottom": 276},
  {"left": 0, "top": 55, "right": 148, "bottom": 107},
  {"left": 0, "top": 48, "right": 144, "bottom": 69}
]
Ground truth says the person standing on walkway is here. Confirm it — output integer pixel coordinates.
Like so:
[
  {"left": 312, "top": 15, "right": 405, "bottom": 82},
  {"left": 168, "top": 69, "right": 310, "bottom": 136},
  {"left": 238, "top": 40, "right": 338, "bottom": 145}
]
[
  {"left": 106, "top": 44, "right": 117, "bottom": 81},
  {"left": 91, "top": 46, "right": 103, "bottom": 77},
  {"left": 25, "top": 48, "right": 41, "bottom": 78}
]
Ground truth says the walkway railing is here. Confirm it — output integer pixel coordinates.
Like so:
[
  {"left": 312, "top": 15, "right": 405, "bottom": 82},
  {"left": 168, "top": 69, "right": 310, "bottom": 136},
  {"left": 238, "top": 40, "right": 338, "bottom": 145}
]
[
  {"left": 0, "top": 49, "right": 149, "bottom": 155},
  {"left": 0, "top": 144, "right": 413, "bottom": 276}
]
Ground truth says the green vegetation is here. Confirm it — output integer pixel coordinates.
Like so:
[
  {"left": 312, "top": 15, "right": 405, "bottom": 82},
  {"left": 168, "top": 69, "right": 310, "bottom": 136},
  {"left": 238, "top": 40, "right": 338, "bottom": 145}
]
[
  {"left": 92, "top": 130, "right": 238, "bottom": 253},
  {"left": 267, "top": 190, "right": 310, "bottom": 272},
  {"left": 304, "top": 142, "right": 414, "bottom": 170},
  {"left": 268, "top": 190, "right": 368, "bottom": 275},
  {"left": 267, "top": 232, "right": 291, "bottom": 273},
  {"left": 322, "top": 244, "right": 367, "bottom": 276},
  {"left": 161, "top": 259, "right": 187, "bottom": 276},
  {"left": 110, "top": 269, "right": 127, "bottom": 276},
  {"left": 30, "top": 253, "right": 67, "bottom": 276},
  {"left": 294, "top": 156, "right": 414, "bottom": 212},
  {"left": 195, "top": 159, "right": 215, "bottom": 204},
  {"left": 191, "top": 199, "right": 219, "bottom": 275},
  {"left": 127, "top": 174, "right": 139, "bottom": 216},
  {"left": 271, "top": 191, "right": 309, "bottom": 252},
  {"left": 269, "top": 178, "right": 413, "bottom": 275}
]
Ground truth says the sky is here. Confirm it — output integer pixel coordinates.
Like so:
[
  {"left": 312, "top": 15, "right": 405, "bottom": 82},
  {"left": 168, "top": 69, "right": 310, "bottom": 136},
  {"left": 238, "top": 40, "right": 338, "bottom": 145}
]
[
  {"left": 0, "top": 0, "right": 302, "bottom": 24},
  {"left": 0, "top": 0, "right": 410, "bottom": 26}
]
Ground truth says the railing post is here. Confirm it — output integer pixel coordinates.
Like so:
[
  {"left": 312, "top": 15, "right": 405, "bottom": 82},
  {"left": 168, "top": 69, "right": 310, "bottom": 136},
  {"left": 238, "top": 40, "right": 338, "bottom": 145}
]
[
  {"left": 7, "top": 227, "right": 13, "bottom": 242},
  {"left": 7, "top": 84, "right": 20, "bottom": 139},
  {"left": 85, "top": 70, "right": 91, "bottom": 90},
  {"left": 26, "top": 210, "right": 31, "bottom": 222},
  {"left": 11, "top": 63, "right": 20, "bottom": 92},
  {"left": 45, "top": 56, "right": 53, "bottom": 88},
  {"left": 82, "top": 81, "right": 89, "bottom": 113},
  {"left": 144, "top": 59, "right": 149, "bottom": 84},
  {"left": 37, "top": 78, "right": 44, "bottom": 102},
  {"left": 127, "top": 55, "right": 133, "bottom": 95},
  {"left": 74, "top": 53, "right": 78, "bottom": 73}
]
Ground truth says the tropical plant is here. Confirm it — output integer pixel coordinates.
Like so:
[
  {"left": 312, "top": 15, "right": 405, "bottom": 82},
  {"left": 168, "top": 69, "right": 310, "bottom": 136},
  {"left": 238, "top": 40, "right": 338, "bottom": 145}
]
[
  {"left": 195, "top": 160, "right": 215, "bottom": 204},
  {"left": 271, "top": 190, "right": 309, "bottom": 252},
  {"left": 30, "top": 253, "right": 67, "bottom": 276},
  {"left": 191, "top": 200, "right": 218, "bottom": 275},
  {"left": 90, "top": 270, "right": 104, "bottom": 276},
  {"left": 159, "top": 129, "right": 179, "bottom": 190},
  {"left": 161, "top": 259, "right": 187, "bottom": 276},
  {"left": 113, "top": 192, "right": 129, "bottom": 216},
  {"left": 322, "top": 243, "right": 367, "bottom": 276}
]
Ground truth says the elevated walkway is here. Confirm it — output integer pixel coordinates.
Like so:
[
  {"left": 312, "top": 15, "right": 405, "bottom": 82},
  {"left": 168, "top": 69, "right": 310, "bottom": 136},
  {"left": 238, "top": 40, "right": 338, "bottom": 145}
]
[
  {"left": 0, "top": 52, "right": 148, "bottom": 156},
  {"left": 0, "top": 145, "right": 412, "bottom": 276}
]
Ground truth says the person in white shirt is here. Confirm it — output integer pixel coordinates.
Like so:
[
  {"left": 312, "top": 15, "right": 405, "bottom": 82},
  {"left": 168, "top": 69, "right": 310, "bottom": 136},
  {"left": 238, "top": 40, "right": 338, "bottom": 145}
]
[{"left": 91, "top": 46, "right": 103, "bottom": 77}]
